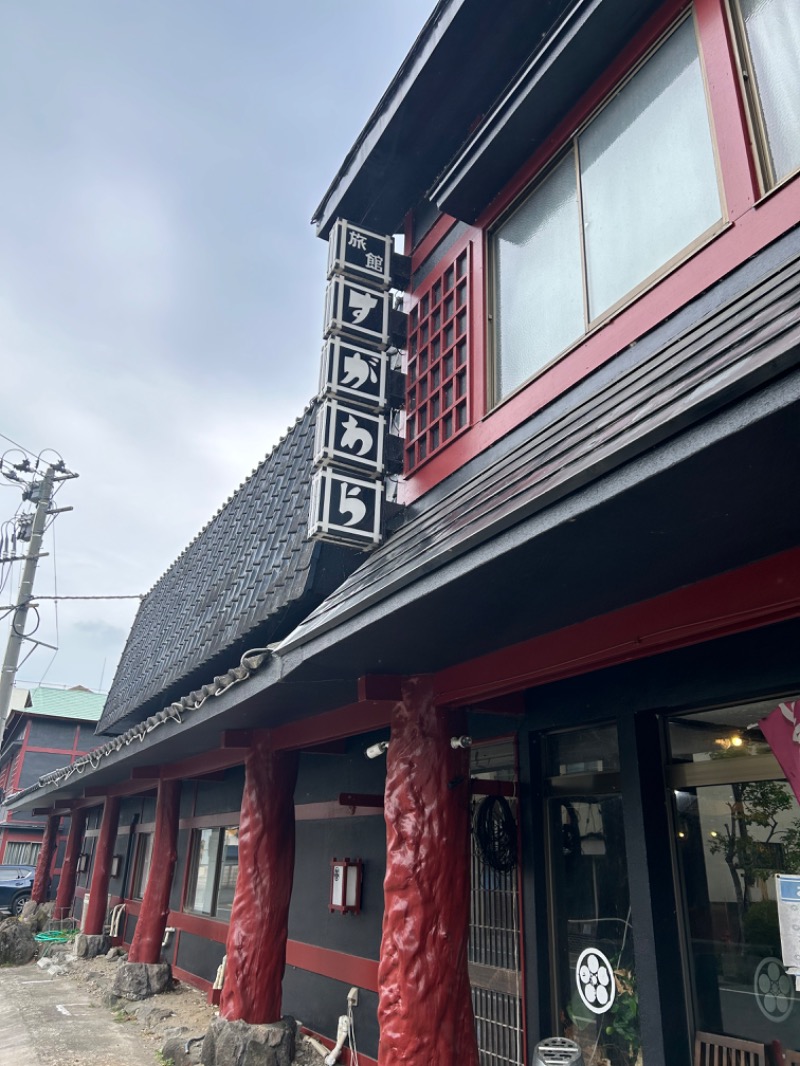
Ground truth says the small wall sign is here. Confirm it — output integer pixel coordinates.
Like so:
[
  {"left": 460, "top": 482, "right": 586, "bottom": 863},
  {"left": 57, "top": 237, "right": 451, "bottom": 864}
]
[{"left": 330, "top": 856, "right": 363, "bottom": 915}]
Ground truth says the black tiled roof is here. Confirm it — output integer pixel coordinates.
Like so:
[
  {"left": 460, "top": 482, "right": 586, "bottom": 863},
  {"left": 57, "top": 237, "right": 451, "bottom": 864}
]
[{"left": 97, "top": 404, "right": 356, "bottom": 735}]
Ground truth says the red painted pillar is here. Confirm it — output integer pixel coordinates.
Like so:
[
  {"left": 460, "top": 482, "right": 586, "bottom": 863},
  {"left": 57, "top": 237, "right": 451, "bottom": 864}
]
[
  {"left": 129, "top": 780, "right": 180, "bottom": 963},
  {"left": 378, "top": 677, "right": 477, "bottom": 1066},
  {"left": 83, "top": 796, "right": 121, "bottom": 935},
  {"left": 54, "top": 808, "right": 87, "bottom": 921},
  {"left": 31, "top": 813, "right": 61, "bottom": 903},
  {"left": 220, "top": 736, "right": 298, "bottom": 1023}
]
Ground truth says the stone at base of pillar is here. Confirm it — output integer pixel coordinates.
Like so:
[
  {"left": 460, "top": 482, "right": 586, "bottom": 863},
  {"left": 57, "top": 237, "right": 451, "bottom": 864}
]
[
  {"left": 201, "top": 1016, "right": 296, "bottom": 1066},
  {"left": 75, "top": 933, "right": 112, "bottom": 959},
  {"left": 111, "top": 960, "right": 172, "bottom": 1000}
]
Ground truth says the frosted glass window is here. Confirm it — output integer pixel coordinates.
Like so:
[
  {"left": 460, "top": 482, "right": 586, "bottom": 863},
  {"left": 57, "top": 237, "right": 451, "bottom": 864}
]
[
  {"left": 493, "top": 152, "right": 584, "bottom": 399},
  {"left": 739, "top": 0, "right": 800, "bottom": 183},
  {"left": 579, "top": 17, "right": 721, "bottom": 318},
  {"left": 491, "top": 16, "right": 722, "bottom": 406}
]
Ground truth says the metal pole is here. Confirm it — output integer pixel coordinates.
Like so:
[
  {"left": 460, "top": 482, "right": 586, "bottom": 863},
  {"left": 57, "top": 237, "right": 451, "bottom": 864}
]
[{"left": 0, "top": 465, "right": 56, "bottom": 750}]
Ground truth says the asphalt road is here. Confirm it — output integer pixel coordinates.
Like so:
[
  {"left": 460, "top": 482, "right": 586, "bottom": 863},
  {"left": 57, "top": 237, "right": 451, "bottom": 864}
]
[{"left": 0, "top": 961, "right": 160, "bottom": 1066}]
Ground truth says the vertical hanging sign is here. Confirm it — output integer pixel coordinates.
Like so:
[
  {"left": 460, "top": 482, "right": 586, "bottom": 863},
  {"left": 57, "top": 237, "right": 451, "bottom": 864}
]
[{"left": 309, "top": 219, "right": 408, "bottom": 550}]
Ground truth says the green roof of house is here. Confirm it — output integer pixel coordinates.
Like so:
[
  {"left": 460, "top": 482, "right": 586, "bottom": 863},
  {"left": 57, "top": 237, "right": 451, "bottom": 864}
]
[{"left": 27, "top": 686, "right": 105, "bottom": 723}]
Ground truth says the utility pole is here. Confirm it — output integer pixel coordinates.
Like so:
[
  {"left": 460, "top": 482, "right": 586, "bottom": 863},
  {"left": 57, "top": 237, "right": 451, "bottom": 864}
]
[{"left": 0, "top": 461, "right": 76, "bottom": 751}]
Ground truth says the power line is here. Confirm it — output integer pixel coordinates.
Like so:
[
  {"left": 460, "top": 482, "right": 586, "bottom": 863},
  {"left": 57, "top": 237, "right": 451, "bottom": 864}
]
[
  {"left": 33, "top": 594, "right": 143, "bottom": 601},
  {"left": 0, "top": 433, "right": 38, "bottom": 458}
]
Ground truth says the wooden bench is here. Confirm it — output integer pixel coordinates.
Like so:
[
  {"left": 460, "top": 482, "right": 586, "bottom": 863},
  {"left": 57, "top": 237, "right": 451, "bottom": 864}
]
[{"left": 694, "top": 1031, "right": 767, "bottom": 1066}]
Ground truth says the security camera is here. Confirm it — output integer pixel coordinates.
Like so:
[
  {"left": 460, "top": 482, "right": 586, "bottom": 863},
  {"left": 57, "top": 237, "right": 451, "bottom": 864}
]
[
  {"left": 365, "top": 740, "right": 390, "bottom": 759},
  {"left": 450, "top": 735, "right": 472, "bottom": 749}
]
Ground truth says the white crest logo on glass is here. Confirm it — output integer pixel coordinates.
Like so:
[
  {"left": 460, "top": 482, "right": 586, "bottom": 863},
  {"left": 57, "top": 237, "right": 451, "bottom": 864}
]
[
  {"left": 575, "top": 948, "right": 616, "bottom": 1014},
  {"left": 754, "top": 957, "right": 794, "bottom": 1023}
]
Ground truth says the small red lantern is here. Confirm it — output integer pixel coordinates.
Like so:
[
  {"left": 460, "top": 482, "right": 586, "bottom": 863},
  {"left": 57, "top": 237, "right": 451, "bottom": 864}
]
[{"left": 329, "top": 857, "right": 363, "bottom": 915}]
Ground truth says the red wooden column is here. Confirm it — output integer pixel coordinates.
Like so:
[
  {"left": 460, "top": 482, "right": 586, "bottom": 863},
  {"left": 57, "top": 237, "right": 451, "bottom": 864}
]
[
  {"left": 54, "top": 808, "right": 87, "bottom": 921},
  {"left": 31, "top": 813, "right": 61, "bottom": 903},
  {"left": 378, "top": 676, "right": 478, "bottom": 1066},
  {"left": 128, "top": 780, "right": 180, "bottom": 963},
  {"left": 83, "top": 796, "right": 121, "bottom": 935},
  {"left": 220, "top": 735, "right": 298, "bottom": 1023}
]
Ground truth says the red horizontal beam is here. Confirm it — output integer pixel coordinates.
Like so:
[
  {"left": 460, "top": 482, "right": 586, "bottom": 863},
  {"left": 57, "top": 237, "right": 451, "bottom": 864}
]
[
  {"left": 86, "top": 777, "right": 158, "bottom": 798},
  {"left": 295, "top": 801, "right": 384, "bottom": 821},
  {"left": 286, "top": 940, "right": 379, "bottom": 993},
  {"left": 435, "top": 547, "right": 800, "bottom": 705},
  {"left": 269, "top": 700, "right": 395, "bottom": 751},
  {"left": 357, "top": 674, "right": 404, "bottom": 702},
  {"left": 134, "top": 746, "right": 251, "bottom": 782}
]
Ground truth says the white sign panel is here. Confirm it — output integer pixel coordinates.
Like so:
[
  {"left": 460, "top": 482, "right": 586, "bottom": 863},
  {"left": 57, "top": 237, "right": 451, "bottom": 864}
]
[
  {"left": 319, "top": 338, "right": 391, "bottom": 410},
  {"left": 308, "top": 468, "right": 383, "bottom": 547},
  {"left": 324, "top": 276, "right": 392, "bottom": 348}
]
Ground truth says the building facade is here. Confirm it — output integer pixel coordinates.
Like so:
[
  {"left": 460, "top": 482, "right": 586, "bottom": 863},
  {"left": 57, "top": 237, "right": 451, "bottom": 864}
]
[
  {"left": 0, "top": 686, "right": 103, "bottom": 876},
  {"left": 7, "top": 1, "right": 800, "bottom": 1064}
]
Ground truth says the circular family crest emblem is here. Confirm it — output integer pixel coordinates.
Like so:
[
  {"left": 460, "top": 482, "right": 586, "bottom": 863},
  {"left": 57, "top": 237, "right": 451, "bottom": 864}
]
[
  {"left": 754, "top": 957, "right": 794, "bottom": 1023},
  {"left": 575, "top": 947, "right": 616, "bottom": 1014}
]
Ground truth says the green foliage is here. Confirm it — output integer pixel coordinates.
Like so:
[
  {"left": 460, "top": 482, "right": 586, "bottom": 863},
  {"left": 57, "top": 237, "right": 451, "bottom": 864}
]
[{"left": 604, "top": 964, "right": 640, "bottom": 1066}]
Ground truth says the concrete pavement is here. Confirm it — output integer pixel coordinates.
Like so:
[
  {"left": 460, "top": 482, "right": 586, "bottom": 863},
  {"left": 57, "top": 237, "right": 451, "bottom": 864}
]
[{"left": 0, "top": 960, "right": 160, "bottom": 1066}]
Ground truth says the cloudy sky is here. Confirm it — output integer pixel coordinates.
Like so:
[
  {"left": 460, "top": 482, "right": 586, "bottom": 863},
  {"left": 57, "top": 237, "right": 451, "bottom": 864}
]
[{"left": 0, "top": 1, "right": 434, "bottom": 695}]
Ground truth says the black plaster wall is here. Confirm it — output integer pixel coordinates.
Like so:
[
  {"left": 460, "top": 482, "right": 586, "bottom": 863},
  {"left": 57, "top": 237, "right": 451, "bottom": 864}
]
[
  {"left": 194, "top": 767, "right": 244, "bottom": 816},
  {"left": 283, "top": 969, "right": 380, "bottom": 1061},
  {"left": 175, "top": 930, "right": 226, "bottom": 984},
  {"left": 18, "top": 751, "right": 73, "bottom": 789},
  {"left": 27, "top": 719, "right": 77, "bottom": 748}
]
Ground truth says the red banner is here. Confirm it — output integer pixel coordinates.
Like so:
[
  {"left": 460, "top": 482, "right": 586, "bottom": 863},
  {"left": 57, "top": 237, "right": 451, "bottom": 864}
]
[{"left": 760, "top": 700, "right": 800, "bottom": 804}]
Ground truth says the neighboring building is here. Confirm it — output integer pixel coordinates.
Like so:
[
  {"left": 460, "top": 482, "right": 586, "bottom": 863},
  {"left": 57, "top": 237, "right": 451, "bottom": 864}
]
[
  {"left": 0, "top": 685, "right": 103, "bottom": 877},
  {"left": 6, "top": 2, "right": 800, "bottom": 1064}
]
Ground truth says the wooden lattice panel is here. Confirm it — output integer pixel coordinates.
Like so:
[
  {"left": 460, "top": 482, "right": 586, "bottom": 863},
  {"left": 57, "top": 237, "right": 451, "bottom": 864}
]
[{"left": 406, "top": 247, "right": 470, "bottom": 471}]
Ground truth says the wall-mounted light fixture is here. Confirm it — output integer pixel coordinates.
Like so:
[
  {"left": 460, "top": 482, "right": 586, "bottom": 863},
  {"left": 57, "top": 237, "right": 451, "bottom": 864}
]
[
  {"left": 110, "top": 855, "right": 122, "bottom": 878},
  {"left": 330, "top": 857, "right": 363, "bottom": 915},
  {"left": 77, "top": 854, "right": 89, "bottom": 873}
]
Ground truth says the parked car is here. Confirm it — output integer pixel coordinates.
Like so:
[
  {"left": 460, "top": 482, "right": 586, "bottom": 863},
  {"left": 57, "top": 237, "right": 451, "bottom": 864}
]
[{"left": 0, "top": 864, "right": 35, "bottom": 915}]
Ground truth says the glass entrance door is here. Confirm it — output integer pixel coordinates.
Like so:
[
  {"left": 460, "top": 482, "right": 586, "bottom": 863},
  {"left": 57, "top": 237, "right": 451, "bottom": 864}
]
[
  {"left": 545, "top": 726, "right": 642, "bottom": 1066},
  {"left": 669, "top": 697, "right": 800, "bottom": 1053}
]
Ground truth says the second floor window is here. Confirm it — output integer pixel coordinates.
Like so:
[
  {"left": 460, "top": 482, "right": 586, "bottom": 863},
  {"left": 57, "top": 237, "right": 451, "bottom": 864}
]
[
  {"left": 491, "top": 13, "right": 722, "bottom": 402},
  {"left": 734, "top": 0, "right": 800, "bottom": 188}
]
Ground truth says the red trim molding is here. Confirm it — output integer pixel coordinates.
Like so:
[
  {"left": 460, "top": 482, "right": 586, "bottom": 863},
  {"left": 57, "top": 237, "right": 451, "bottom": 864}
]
[
  {"left": 269, "top": 701, "right": 395, "bottom": 751},
  {"left": 171, "top": 965, "right": 213, "bottom": 995},
  {"left": 286, "top": 940, "right": 379, "bottom": 993},
  {"left": 435, "top": 547, "right": 800, "bottom": 705}
]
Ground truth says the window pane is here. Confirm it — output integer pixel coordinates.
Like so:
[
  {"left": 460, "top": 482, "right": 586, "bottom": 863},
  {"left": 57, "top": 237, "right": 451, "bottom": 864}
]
[
  {"left": 215, "top": 828, "right": 239, "bottom": 920},
  {"left": 546, "top": 725, "right": 620, "bottom": 776},
  {"left": 739, "top": 0, "right": 800, "bottom": 182},
  {"left": 675, "top": 780, "right": 800, "bottom": 1045},
  {"left": 185, "top": 828, "right": 220, "bottom": 916},
  {"left": 132, "top": 833, "right": 154, "bottom": 899},
  {"left": 580, "top": 17, "right": 721, "bottom": 319},
  {"left": 494, "top": 152, "right": 584, "bottom": 399},
  {"left": 6, "top": 842, "right": 40, "bottom": 865}
]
